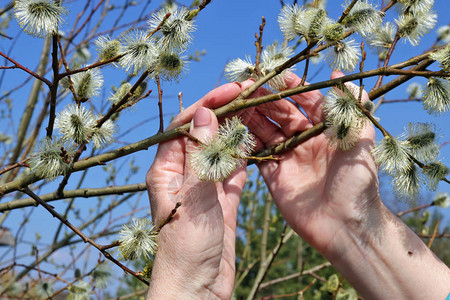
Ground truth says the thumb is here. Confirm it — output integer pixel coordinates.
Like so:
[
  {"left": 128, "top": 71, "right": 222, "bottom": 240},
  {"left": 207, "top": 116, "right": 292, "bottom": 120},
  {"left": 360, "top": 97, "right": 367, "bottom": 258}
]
[
  {"left": 330, "top": 70, "right": 370, "bottom": 102},
  {"left": 330, "top": 70, "right": 345, "bottom": 79},
  {"left": 185, "top": 107, "right": 219, "bottom": 176},
  {"left": 188, "top": 106, "right": 218, "bottom": 146}
]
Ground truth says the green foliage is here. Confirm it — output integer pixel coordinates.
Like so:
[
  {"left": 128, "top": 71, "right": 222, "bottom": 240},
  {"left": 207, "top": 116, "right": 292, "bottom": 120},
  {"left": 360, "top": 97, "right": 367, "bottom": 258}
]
[{"left": 233, "top": 171, "right": 340, "bottom": 299}]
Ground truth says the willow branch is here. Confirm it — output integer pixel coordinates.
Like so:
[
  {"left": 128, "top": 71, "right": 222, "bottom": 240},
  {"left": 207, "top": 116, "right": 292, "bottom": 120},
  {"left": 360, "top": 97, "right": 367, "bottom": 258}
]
[
  {"left": 368, "top": 59, "right": 435, "bottom": 100},
  {"left": 248, "top": 122, "right": 326, "bottom": 164},
  {"left": 46, "top": 36, "right": 61, "bottom": 138},
  {"left": 381, "top": 98, "right": 422, "bottom": 103},
  {"left": 156, "top": 202, "right": 182, "bottom": 232},
  {"left": 373, "top": 35, "right": 400, "bottom": 89},
  {"left": 0, "top": 262, "right": 70, "bottom": 285},
  {"left": 19, "top": 188, "right": 149, "bottom": 285},
  {"left": 97, "top": 69, "right": 151, "bottom": 128},
  {"left": 254, "top": 17, "right": 266, "bottom": 77},
  {"left": 0, "top": 186, "right": 135, "bottom": 293},
  {"left": 59, "top": 53, "right": 125, "bottom": 78},
  {"left": 56, "top": 36, "right": 81, "bottom": 104},
  {"left": 2, "top": 38, "right": 51, "bottom": 179},
  {"left": 246, "top": 226, "right": 294, "bottom": 300},
  {"left": 427, "top": 220, "right": 440, "bottom": 248},
  {"left": 20, "top": 187, "right": 97, "bottom": 244},
  {"left": 382, "top": 0, "right": 398, "bottom": 12},
  {"left": 63, "top": 0, "right": 105, "bottom": 53},
  {"left": 56, "top": 69, "right": 152, "bottom": 195},
  {"left": 156, "top": 75, "right": 164, "bottom": 133},
  {"left": 0, "top": 159, "right": 29, "bottom": 177},
  {"left": 397, "top": 202, "right": 435, "bottom": 217},
  {"left": 0, "top": 183, "right": 148, "bottom": 211},
  {"left": 260, "top": 194, "right": 272, "bottom": 267},
  {"left": 338, "top": 0, "right": 359, "bottom": 23},
  {"left": 260, "top": 261, "right": 331, "bottom": 289},
  {"left": 197, "top": 0, "right": 212, "bottom": 12},
  {"left": 419, "top": 232, "right": 450, "bottom": 239},
  {"left": 0, "top": 51, "right": 52, "bottom": 87},
  {"left": 186, "top": 0, "right": 212, "bottom": 20},
  {"left": 0, "top": 57, "right": 442, "bottom": 195},
  {"left": 147, "top": 13, "right": 171, "bottom": 37}
]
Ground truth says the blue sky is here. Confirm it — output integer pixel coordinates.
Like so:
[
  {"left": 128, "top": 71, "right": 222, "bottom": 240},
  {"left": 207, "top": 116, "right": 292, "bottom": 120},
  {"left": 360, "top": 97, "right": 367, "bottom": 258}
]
[{"left": 0, "top": 0, "right": 449, "bottom": 292}]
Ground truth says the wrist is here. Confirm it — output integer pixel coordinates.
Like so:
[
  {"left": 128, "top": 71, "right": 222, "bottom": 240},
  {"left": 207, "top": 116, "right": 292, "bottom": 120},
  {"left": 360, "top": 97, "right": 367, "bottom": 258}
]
[
  {"left": 147, "top": 241, "right": 220, "bottom": 299},
  {"left": 325, "top": 196, "right": 450, "bottom": 299},
  {"left": 147, "top": 210, "right": 225, "bottom": 299},
  {"left": 325, "top": 193, "right": 385, "bottom": 259}
]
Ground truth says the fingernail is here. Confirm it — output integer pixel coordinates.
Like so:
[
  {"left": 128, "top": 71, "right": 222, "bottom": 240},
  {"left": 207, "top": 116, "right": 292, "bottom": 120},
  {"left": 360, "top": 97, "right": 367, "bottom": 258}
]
[
  {"left": 233, "top": 81, "right": 242, "bottom": 88},
  {"left": 193, "top": 107, "right": 211, "bottom": 127}
]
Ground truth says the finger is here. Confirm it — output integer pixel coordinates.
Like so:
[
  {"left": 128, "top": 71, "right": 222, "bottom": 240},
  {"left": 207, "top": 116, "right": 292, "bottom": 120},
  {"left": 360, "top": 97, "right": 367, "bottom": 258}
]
[
  {"left": 147, "top": 107, "right": 220, "bottom": 222},
  {"left": 184, "top": 107, "right": 219, "bottom": 176},
  {"left": 241, "top": 108, "right": 287, "bottom": 148},
  {"left": 255, "top": 99, "right": 313, "bottom": 136},
  {"left": 219, "top": 162, "right": 246, "bottom": 230},
  {"left": 147, "top": 137, "right": 187, "bottom": 222},
  {"left": 284, "top": 73, "right": 324, "bottom": 124},
  {"left": 148, "top": 116, "right": 190, "bottom": 185},
  {"left": 175, "top": 107, "right": 221, "bottom": 214},
  {"left": 331, "top": 70, "right": 370, "bottom": 103},
  {"left": 166, "top": 79, "right": 255, "bottom": 131},
  {"left": 239, "top": 81, "right": 313, "bottom": 137}
]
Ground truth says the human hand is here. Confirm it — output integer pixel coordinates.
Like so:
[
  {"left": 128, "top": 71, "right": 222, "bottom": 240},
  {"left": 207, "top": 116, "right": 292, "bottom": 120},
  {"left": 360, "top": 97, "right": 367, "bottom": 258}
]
[
  {"left": 242, "top": 70, "right": 379, "bottom": 258},
  {"left": 146, "top": 81, "right": 253, "bottom": 299},
  {"left": 242, "top": 71, "right": 450, "bottom": 299}
]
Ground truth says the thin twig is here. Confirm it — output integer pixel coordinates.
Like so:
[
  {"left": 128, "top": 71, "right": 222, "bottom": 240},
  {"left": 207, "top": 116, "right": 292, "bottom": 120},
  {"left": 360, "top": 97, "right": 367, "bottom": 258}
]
[
  {"left": 248, "top": 122, "right": 326, "bottom": 164},
  {"left": 156, "top": 202, "right": 182, "bottom": 232},
  {"left": 259, "top": 279, "right": 317, "bottom": 299},
  {"left": 0, "top": 51, "right": 52, "bottom": 87},
  {"left": 147, "top": 13, "right": 171, "bottom": 37},
  {"left": 178, "top": 91, "right": 184, "bottom": 112},
  {"left": 300, "top": 56, "right": 310, "bottom": 86},
  {"left": 397, "top": 202, "right": 435, "bottom": 217},
  {"left": 381, "top": 98, "right": 422, "bottom": 103},
  {"left": 56, "top": 35, "right": 80, "bottom": 104},
  {"left": 246, "top": 225, "right": 292, "bottom": 300},
  {"left": 427, "top": 220, "right": 440, "bottom": 248},
  {"left": 373, "top": 34, "right": 400, "bottom": 90},
  {"left": 359, "top": 42, "right": 367, "bottom": 101},
  {"left": 156, "top": 75, "right": 165, "bottom": 133},
  {"left": 46, "top": 36, "right": 60, "bottom": 138},
  {"left": 0, "top": 159, "right": 29, "bottom": 176},
  {"left": 197, "top": 0, "right": 212, "bottom": 12},
  {"left": 0, "top": 193, "right": 135, "bottom": 291},
  {"left": 381, "top": 0, "right": 398, "bottom": 12},
  {"left": 186, "top": 0, "right": 212, "bottom": 20},
  {"left": 179, "top": 130, "right": 204, "bottom": 145},
  {"left": 19, "top": 187, "right": 149, "bottom": 285},
  {"left": 244, "top": 155, "right": 279, "bottom": 162},
  {"left": 97, "top": 69, "right": 151, "bottom": 128},
  {"left": 34, "top": 247, "right": 42, "bottom": 279},
  {"left": 100, "top": 240, "right": 121, "bottom": 250},
  {"left": 254, "top": 17, "right": 266, "bottom": 77},
  {"left": 338, "top": 0, "right": 359, "bottom": 23},
  {"left": 115, "top": 89, "right": 153, "bottom": 113},
  {"left": 0, "top": 262, "right": 70, "bottom": 284},
  {"left": 419, "top": 232, "right": 450, "bottom": 239},
  {"left": 260, "top": 262, "right": 331, "bottom": 289},
  {"left": 260, "top": 194, "right": 272, "bottom": 268},
  {"left": 58, "top": 53, "right": 125, "bottom": 78}
]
